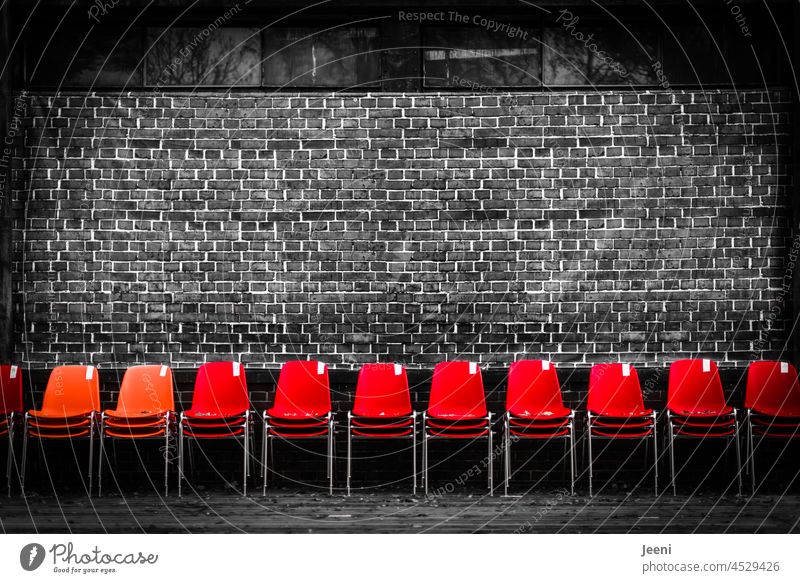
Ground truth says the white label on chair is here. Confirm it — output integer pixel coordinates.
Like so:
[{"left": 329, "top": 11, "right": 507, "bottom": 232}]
[
  {"left": 160, "top": 365, "right": 168, "bottom": 377},
  {"left": 702, "top": 359, "right": 711, "bottom": 373},
  {"left": 542, "top": 360, "right": 550, "bottom": 371},
  {"left": 317, "top": 362, "right": 326, "bottom": 375},
  {"left": 232, "top": 362, "right": 241, "bottom": 377},
  {"left": 469, "top": 362, "right": 477, "bottom": 375},
  {"left": 394, "top": 363, "right": 402, "bottom": 376},
  {"left": 781, "top": 362, "right": 789, "bottom": 374},
  {"left": 9, "top": 365, "right": 18, "bottom": 379},
  {"left": 622, "top": 363, "right": 630, "bottom": 377},
  {"left": 85, "top": 366, "right": 94, "bottom": 380}
]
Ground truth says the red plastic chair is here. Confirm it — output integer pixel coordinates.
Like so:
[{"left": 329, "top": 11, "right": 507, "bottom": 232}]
[
  {"left": 263, "top": 360, "right": 334, "bottom": 495},
  {"left": 504, "top": 360, "right": 575, "bottom": 495},
  {"left": 423, "top": 361, "right": 493, "bottom": 495},
  {"left": 1, "top": 364, "right": 23, "bottom": 495},
  {"left": 666, "top": 359, "right": 741, "bottom": 495},
  {"left": 586, "top": 363, "right": 658, "bottom": 496},
  {"left": 98, "top": 365, "right": 176, "bottom": 496},
  {"left": 179, "top": 362, "right": 253, "bottom": 496},
  {"left": 744, "top": 361, "right": 800, "bottom": 492},
  {"left": 347, "top": 363, "right": 416, "bottom": 495},
  {"left": 22, "top": 365, "right": 100, "bottom": 496}
]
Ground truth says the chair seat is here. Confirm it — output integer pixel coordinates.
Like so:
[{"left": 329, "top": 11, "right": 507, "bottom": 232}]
[
  {"left": 509, "top": 417, "right": 570, "bottom": 429},
  {"left": 670, "top": 415, "right": 735, "bottom": 429},
  {"left": 508, "top": 406, "right": 571, "bottom": 419},
  {"left": 750, "top": 408, "right": 800, "bottom": 420},
  {"left": 182, "top": 426, "right": 246, "bottom": 438},
  {"left": 509, "top": 426, "right": 570, "bottom": 438},
  {"left": 669, "top": 405, "right": 733, "bottom": 417},
  {"left": 590, "top": 408, "right": 654, "bottom": 418},
  {"left": 183, "top": 408, "right": 247, "bottom": 419},
  {"left": 104, "top": 417, "right": 168, "bottom": 429},
  {"left": 28, "top": 418, "right": 92, "bottom": 430},
  {"left": 426, "top": 427, "right": 490, "bottom": 438},
  {"left": 28, "top": 410, "right": 93, "bottom": 422},
  {"left": 426, "top": 418, "right": 488, "bottom": 431},
  {"left": 104, "top": 408, "right": 168, "bottom": 419},
  {"left": 673, "top": 426, "right": 735, "bottom": 437},
  {"left": 351, "top": 427, "right": 414, "bottom": 438},
  {"left": 268, "top": 427, "right": 330, "bottom": 438},
  {"left": 351, "top": 417, "right": 413, "bottom": 429},
  {"left": 750, "top": 416, "right": 800, "bottom": 428},
  {"left": 29, "top": 427, "right": 92, "bottom": 439},
  {"left": 267, "top": 407, "right": 330, "bottom": 419},
  {"left": 105, "top": 427, "right": 167, "bottom": 439},
  {"left": 590, "top": 427, "right": 655, "bottom": 438}
]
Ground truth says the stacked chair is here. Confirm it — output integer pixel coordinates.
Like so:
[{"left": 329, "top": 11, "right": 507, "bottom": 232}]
[
  {"left": 99, "top": 364, "right": 176, "bottom": 496},
  {"left": 743, "top": 361, "right": 800, "bottom": 492},
  {"left": 586, "top": 363, "right": 658, "bottom": 496},
  {"left": 263, "top": 360, "right": 335, "bottom": 495},
  {"left": 346, "top": 363, "right": 416, "bottom": 495},
  {"left": 666, "top": 359, "right": 741, "bottom": 495},
  {"left": 22, "top": 365, "right": 100, "bottom": 495},
  {"left": 179, "top": 362, "right": 253, "bottom": 496},
  {"left": 422, "top": 361, "right": 493, "bottom": 495},
  {"left": 1, "top": 364, "right": 23, "bottom": 495},
  {"left": 504, "top": 360, "right": 575, "bottom": 495}
]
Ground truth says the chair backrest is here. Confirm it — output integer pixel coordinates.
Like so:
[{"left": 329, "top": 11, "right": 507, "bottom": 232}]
[
  {"left": 191, "top": 362, "right": 249, "bottom": 416},
  {"left": 506, "top": 360, "right": 564, "bottom": 416},
  {"left": 745, "top": 361, "right": 800, "bottom": 415},
  {"left": 271, "top": 360, "right": 332, "bottom": 417},
  {"left": 353, "top": 363, "right": 411, "bottom": 417},
  {"left": 667, "top": 359, "right": 726, "bottom": 414},
  {"left": 115, "top": 365, "right": 175, "bottom": 415},
  {"left": 587, "top": 363, "right": 646, "bottom": 416},
  {"left": 0, "top": 364, "right": 23, "bottom": 414},
  {"left": 40, "top": 365, "right": 100, "bottom": 417},
  {"left": 427, "top": 361, "right": 487, "bottom": 418}
]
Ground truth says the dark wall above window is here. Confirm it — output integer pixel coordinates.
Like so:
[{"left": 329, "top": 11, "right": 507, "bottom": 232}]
[{"left": 18, "top": 3, "right": 793, "bottom": 90}]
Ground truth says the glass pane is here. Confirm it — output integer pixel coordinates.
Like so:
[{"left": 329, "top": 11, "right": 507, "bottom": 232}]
[
  {"left": 263, "top": 27, "right": 380, "bottom": 87},
  {"left": 661, "top": 23, "right": 727, "bottom": 85},
  {"left": 28, "top": 25, "right": 142, "bottom": 86},
  {"left": 146, "top": 27, "right": 260, "bottom": 86},
  {"left": 423, "top": 26, "right": 540, "bottom": 87},
  {"left": 544, "top": 21, "right": 658, "bottom": 85}
]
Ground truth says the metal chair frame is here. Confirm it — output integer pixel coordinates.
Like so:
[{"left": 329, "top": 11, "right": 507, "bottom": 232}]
[
  {"left": 504, "top": 411, "right": 576, "bottom": 496},
  {"left": 346, "top": 410, "right": 417, "bottom": 496},
  {"left": 422, "top": 412, "right": 494, "bottom": 496},
  {"left": 262, "top": 411, "right": 335, "bottom": 496},
  {"left": 587, "top": 410, "right": 658, "bottom": 497}
]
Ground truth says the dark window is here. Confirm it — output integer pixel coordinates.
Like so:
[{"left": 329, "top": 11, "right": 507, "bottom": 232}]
[
  {"left": 145, "top": 27, "right": 261, "bottom": 86},
  {"left": 661, "top": 22, "right": 727, "bottom": 85},
  {"left": 27, "top": 25, "right": 142, "bottom": 87},
  {"left": 543, "top": 20, "right": 658, "bottom": 86},
  {"left": 423, "top": 26, "right": 540, "bottom": 88},
  {"left": 262, "top": 27, "right": 380, "bottom": 88}
]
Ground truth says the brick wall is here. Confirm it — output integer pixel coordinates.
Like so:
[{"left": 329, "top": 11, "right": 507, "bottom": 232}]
[{"left": 11, "top": 89, "right": 792, "bottom": 371}]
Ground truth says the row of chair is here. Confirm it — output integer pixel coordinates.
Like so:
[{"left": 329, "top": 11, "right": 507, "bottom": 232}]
[{"left": 1, "top": 359, "right": 799, "bottom": 497}]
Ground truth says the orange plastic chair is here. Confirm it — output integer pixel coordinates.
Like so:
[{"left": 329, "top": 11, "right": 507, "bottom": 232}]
[
  {"left": 98, "top": 365, "right": 176, "bottom": 496},
  {"left": 22, "top": 365, "right": 100, "bottom": 496},
  {"left": 1, "top": 364, "right": 23, "bottom": 495}
]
